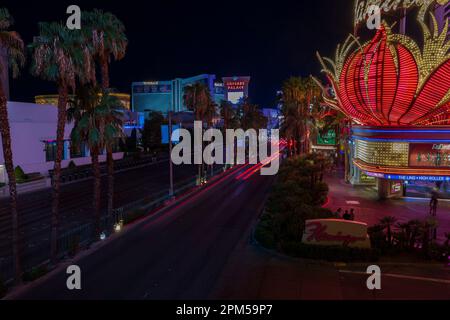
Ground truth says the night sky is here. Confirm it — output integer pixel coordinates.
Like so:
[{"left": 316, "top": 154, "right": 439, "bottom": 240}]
[{"left": 2, "top": 0, "right": 353, "bottom": 107}]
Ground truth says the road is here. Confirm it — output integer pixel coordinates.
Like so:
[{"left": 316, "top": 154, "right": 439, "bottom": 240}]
[
  {"left": 10, "top": 163, "right": 275, "bottom": 299},
  {"left": 7, "top": 161, "right": 450, "bottom": 300},
  {"left": 0, "top": 160, "right": 202, "bottom": 276}
]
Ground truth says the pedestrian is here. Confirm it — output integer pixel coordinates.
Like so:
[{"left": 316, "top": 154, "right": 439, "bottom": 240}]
[
  {"left": 343, "top": 210, "right": 351, "bottom": 221},
  {"left": 335, "top": 208, "right": 342, "bottom": 218},
  {"left": 350, "top": 208, "right": 355, "bottom": 221},
  {"left": 429, "top": 193, "right": 438, "bottom": 217}
]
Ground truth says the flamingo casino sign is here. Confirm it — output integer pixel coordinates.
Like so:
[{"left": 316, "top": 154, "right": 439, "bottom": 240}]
[
  {"left": 354, "top": 0, "right": 450, "bottom": 28},
  {"left": 302, "top": 219, "right": 371, "bottom": 249}
]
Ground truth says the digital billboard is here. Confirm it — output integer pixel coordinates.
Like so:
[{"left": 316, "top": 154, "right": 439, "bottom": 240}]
[{"left": 409, "top": 143, "right": 450, "bottom": 168}]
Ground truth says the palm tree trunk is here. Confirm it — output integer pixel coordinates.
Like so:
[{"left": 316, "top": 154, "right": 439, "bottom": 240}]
[
  {"left": 0, "top": 85, "right": 21, "bottom": 283},
  {"left": 100, "top": 56, "right": 110, "bottom": 90},
  {"left": 50, "top": 82, "right": 68, "bottom": 264},
  {"left": 91, "top": 148, "right": 101, "bottom": 239},
  {"left": 106, "top": 145, "right": 114, "bottom": 230}
]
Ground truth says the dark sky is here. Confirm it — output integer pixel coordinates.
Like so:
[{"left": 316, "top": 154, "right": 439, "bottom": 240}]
[{"left": 2, "top": 0, "right": 353, "bottom": 107}]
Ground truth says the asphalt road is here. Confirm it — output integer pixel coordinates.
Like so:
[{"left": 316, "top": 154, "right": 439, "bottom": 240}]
[
  {"left": 0, "top": 160, "right": 201, "bottom": 270},
  {"left": 11, "top": 163, "right": 275, "bottom": 299}
]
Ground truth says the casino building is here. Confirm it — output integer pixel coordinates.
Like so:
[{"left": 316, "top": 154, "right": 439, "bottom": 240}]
[
  {"left": 317, "top": 0, "right": 450, "bottom": 199},
  {"left": 131, "top": 74, "right": 250, "bottom": 117}
]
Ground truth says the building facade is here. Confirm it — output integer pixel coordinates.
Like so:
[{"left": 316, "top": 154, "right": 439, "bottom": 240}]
[
  {"left": 132, "top": 74, "right": 251, "bottom": 116},
  {"left": 0, "top": 101, "right": 143, "bottom": 184},
  {"left": 320, "top": 0, "right": 450, "bottom": 199}
]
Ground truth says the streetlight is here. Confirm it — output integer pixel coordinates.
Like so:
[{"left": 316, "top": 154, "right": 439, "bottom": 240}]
[{"left": 168, "top": 104, "right": 174, "bottom": 198}]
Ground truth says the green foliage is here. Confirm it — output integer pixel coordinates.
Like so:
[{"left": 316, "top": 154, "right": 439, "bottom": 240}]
[
  {"left": 255, "top": 153, "right": 336, "bottom": 258},
  {"left": 22, "top": 265, "right": 48, "bottom": 283},
  {"left": 237, "top": 98, "right": 268, "bottom": 130},
  {"left": 14, "top": 165, "right": 28, "bottom": 182},
  {"left": 140, "top": 111, "right": 165, "bottom": 153},
  {"left": 0, "top": 8, "right": 25, "bottom": 78}
]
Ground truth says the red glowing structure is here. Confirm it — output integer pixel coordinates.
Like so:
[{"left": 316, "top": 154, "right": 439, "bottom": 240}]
[{"left": 316, "top": 20, "right": 450, "bottom": 126}]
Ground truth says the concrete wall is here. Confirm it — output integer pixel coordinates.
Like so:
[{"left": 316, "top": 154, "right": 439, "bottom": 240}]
[{"left": 0, "top": 101, "right": 125, "bottom": 183}]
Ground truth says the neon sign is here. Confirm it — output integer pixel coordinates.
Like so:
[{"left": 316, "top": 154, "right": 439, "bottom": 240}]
[
  {"left": 354, "top": 0, "right": 449, "bottom": 27},
  {"left": 225, "top": 81, "right": 246, "bottom": 91},
  {"left": 365, "top": 171, "right": 450, "bottom": 181}
]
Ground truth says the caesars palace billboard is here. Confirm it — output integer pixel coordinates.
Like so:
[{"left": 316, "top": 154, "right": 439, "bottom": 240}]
[{"left": 354, "top": 0, "right": 450, "bottom": 28}]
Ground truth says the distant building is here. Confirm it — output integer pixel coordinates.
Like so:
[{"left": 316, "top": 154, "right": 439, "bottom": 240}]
[
  {"left": 35, "top": 93, "right": 131, "bottom": 110},
  {"left": 262, "top": 108, "right": 280, "bottom": 130},
  {"left": 0, "top": 101, "right": 142, "bottom": 184},
  {"left": 132, "top": 74, "right": 251, "bottom": 117}
]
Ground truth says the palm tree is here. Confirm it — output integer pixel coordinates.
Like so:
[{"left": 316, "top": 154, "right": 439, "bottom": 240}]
[
  {"left": 68, "top": 86, "right": 111, "bottom": 238},
  {"left": 379, "top": 216, "right": 398, "bottom": 246},
  {"left": 280, "top": 77, "right": 322, "bottom": 156},
  {"left": 183, "top": 83, "right": 213, "bottom": 184},
  {"left": 100, "top": 92, "right": 125, "bottom": 229},
  {"left": 82, "top": 10, "right": 127, "bottom": 221},
  {"left": 30, "top": 22, "right": 95, "bottom": 262},
  {"left": 82, "top": 9, "right": 127, "bottom": 90},
  {"left": 219, "top": 100, "right": 236, "bottom": 132},
  {"left": 0, "top": 8, "right": 25, "bottom": 283},
  {"left": 238, "top": 99, "right": 267, "bottom": 131}
]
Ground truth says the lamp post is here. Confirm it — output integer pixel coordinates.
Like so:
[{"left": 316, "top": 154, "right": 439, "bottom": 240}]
[{"left": 168, "top": 104, "right": 174, "bottom": 198}]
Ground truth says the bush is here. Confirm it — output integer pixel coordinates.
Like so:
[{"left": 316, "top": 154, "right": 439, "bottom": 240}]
[
  {"left": 22, "top": 265, "right": 48, "bottom": 283},
  {"left": 14, "top": 166, "right": 28, "bottom": 182},
  {"left": 280, "top": 241, "right": 380, "bottom": 263},
  {"left": 0, "top": 277, "right": 6, "bottom": 298}
]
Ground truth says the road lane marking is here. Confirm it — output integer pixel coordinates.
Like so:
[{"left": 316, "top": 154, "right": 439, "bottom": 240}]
[{"left": 339, "top": 270, "right": 450, "bottom": 285}]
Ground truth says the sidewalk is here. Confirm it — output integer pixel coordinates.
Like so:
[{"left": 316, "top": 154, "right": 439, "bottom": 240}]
[{"left": 323, "top": 172, "right": 450, "bottom": 243}]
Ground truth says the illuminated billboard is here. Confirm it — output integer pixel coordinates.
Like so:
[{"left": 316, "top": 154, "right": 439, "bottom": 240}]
[
  {"left": 223, "top": 76, "right": 251, "bottom": 105},
  {"left": 409, "top": 144, "right": 450, "bottom": 168}
]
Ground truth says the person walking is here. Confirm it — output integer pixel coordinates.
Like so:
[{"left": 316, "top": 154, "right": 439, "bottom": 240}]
[
  {"left": 350, "top": 208, "right": 355, "bottom": 221},
  {"left": 343, "top": 210, "right": 351, "bottom": 221}
]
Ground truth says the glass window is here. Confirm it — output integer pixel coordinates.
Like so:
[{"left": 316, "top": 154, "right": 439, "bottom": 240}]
[
  {"left": 70, "top": 142, "right": 87, "bottom": 159},
  {"left": 44, "top": 141, "right": 67, "bottom": 162}
]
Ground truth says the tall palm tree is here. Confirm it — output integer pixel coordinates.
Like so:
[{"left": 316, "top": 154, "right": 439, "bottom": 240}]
[
  {"left": 82, "top": 9, "right": 127, "bottom": 90},
  {"left": 184, "top": 83, "right": 213, "bottom": 184},
  {"left": 0, "top": 8, "right": 25, "bottom": 283},
  {"left": 83, "top": 10, "right": 127, "bottom": 220},
  {"left": 100, "top": 91, "right": 125, "bottom": 228},
  {"left": 29, "top": 22, "right": 95, "bottom": 262},
  {"left": 238, "top": 99, "right": 267, "bottom": 131},
  {"left": 219, "top": 100, "right": 236, "bottom": 132},
  {"left": 68, "top": 85, "right": 108, "bottom": 238},
  {"left": 280, "top": 77, "right": 322, "bottom": 155}
]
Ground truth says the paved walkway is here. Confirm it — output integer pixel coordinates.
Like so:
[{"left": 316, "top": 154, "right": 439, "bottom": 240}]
[{"left": 323, "top": 172, "right": 450, "bottom": 243}]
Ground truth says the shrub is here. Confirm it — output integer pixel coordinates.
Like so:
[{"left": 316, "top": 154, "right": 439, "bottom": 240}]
[
  {"left": 280, "top": 241, "right": 380, "bottom": 263},
  {"left": 14, "top": 166, "right": 28, "bottom": 182},
  {"left": 22, "top": 265, "right": 48, "bottom": 283},
  {"left": 67, "top": 161, "right": 77, "bottom": 170}
]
